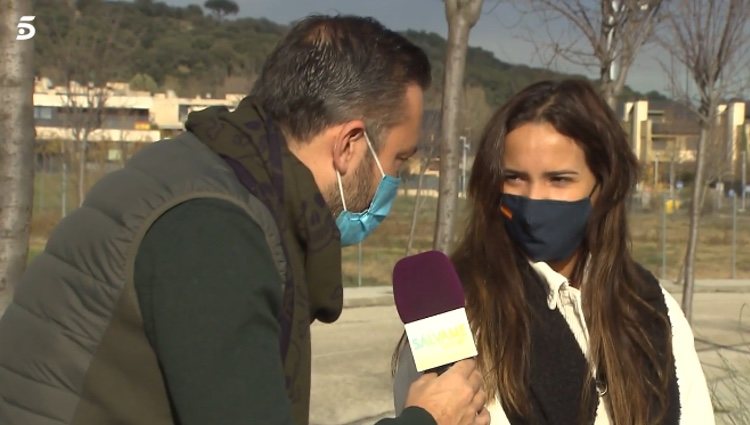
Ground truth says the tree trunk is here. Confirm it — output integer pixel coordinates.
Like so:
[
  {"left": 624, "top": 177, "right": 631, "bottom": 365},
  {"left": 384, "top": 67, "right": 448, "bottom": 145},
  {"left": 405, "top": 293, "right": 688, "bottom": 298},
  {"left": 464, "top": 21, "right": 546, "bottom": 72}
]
[
  {"left": 600, "top": 73, "right": 616, "bottom": 110},
  {"left": 600, "top": 58, "right": 630, "bottom": 110},
  {"left": 0, "top": 0, "right": 35, "bottom": 298},
  {"left": 681, "top": 124, "right": 709, "bottom": 323},
  {"left": 434, "top": 0, "right": 482, "bottom": 253}
]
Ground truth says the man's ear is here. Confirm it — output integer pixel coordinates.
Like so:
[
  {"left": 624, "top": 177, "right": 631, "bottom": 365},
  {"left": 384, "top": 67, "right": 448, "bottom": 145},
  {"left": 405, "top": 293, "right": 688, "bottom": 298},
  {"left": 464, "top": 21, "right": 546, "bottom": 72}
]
[{"left": 332, "top": 120, "right": 366, "bottom": 176}]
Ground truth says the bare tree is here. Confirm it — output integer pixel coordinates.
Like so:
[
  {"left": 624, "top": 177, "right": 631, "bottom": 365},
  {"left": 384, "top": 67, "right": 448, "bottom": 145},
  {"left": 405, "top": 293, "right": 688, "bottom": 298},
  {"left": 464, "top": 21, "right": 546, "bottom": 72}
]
[
  {"left": 660, "top": 0, "right": 750, "bottom": 322},
  {"left": 434, "top": 0, "right": 484, "bottom": 253},
  {"left": 518, "top": 0, "right": 664, "bottom": 107},
  {"left": 47, "top": 3, "right": 128, "bottom": 206},
  {"left": 0, "top": 0, "right": 35, "bottom": 300},
  {"left": 62, "top": 82, "right": 111, "bottom": 206}
]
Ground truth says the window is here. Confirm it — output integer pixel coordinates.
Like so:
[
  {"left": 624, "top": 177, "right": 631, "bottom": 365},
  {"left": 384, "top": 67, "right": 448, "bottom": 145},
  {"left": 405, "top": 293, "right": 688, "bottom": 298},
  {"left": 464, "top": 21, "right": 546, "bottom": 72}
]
[
  {"left": 34, "top": 106, "right": 53, "bottom": 120},
  {"left": 652, "top": 140, "right": 667, "bottom": 151}
]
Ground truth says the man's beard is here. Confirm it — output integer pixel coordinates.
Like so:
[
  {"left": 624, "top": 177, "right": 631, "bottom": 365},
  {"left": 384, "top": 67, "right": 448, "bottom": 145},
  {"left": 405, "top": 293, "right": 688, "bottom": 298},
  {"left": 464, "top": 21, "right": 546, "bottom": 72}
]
[{"left": 326, "top": 154, "right": 378, "bottom": 218}]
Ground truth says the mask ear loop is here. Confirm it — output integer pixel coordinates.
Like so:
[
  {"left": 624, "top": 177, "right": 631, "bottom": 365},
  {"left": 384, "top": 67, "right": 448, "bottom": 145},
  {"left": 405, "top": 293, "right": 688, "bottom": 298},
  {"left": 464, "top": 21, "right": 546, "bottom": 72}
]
[
  {"left": 586, "top": 180, "right": 602, "bottom": 396},
  {"left": 336, "top": 171, "right": 348, "bottom": 212},
  {"left": 578, "top": 182, "right": 597, "bottom": 292},
  {"left": 337, "top": 130, "right": 382, "bottom": 216},
  {"left": 363, "top": 131, "right": 386, "bottom": 178}
]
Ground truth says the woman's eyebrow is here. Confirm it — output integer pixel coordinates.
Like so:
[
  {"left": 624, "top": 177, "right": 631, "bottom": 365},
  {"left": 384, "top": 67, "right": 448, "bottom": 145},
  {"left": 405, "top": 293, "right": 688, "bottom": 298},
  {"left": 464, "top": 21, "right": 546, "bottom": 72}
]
[
  {"left": 502, "top": 168, "right": 527, "bottom": 176},
  {"left": 543, "top": 170, "right": 579, "bottom": 177}
]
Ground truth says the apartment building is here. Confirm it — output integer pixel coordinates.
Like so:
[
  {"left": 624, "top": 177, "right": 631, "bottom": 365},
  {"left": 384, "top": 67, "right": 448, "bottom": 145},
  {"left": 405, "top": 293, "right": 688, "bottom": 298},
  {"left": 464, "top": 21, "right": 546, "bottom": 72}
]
[
  {"left": 33, "top": 77, "right": 243, "bottom": 160},
  {"left": 623, "top": 98, "right": 749, "bottom": 189}
]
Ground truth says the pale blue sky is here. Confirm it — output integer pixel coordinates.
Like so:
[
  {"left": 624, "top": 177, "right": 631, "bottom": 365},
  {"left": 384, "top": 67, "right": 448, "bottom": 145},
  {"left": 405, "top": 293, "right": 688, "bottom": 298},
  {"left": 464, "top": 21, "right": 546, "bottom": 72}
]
[{"left": 163, "top": 0, "right": 670, "bottom": 94}]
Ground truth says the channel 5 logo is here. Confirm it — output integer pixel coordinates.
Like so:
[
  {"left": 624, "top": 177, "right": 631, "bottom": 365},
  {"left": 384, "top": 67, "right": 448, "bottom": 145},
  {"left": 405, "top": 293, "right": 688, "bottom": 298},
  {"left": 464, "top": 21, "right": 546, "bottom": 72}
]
[{"left": 16, "top": 16, "right": 36, "bottom": 41}]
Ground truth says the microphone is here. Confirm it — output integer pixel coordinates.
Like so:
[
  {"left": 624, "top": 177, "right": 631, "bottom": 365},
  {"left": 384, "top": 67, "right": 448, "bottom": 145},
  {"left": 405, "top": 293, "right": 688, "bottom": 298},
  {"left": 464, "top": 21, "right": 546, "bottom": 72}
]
[{"left": 392, "top": 250, "right": 477, "bottom": 374}]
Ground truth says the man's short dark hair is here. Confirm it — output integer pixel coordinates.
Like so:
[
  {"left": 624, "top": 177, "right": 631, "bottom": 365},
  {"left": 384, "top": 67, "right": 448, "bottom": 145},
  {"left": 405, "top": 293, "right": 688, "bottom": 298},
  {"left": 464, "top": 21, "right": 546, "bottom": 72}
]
[{"left": 251, "top": 15, "right": 431, "bottom": 144}]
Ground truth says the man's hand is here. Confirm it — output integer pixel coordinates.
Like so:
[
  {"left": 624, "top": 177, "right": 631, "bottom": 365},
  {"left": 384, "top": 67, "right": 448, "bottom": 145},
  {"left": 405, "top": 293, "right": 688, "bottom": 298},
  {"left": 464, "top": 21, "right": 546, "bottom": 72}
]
[{"left": 404, "top": 359, "right": 490, "bottom": 425}]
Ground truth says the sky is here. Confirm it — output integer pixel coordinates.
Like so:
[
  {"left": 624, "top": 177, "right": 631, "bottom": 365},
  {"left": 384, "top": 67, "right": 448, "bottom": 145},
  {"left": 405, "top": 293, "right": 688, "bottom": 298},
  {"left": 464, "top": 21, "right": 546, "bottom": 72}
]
[{"left": 162, "top": 0, "right": 672, "bottom": 95}]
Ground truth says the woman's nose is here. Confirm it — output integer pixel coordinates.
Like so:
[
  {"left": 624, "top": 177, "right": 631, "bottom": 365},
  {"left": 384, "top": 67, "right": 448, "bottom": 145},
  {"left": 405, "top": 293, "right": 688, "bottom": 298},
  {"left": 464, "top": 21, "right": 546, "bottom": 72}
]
[{"left": 527, "top": 182, "right": 549, "bottom": 200}]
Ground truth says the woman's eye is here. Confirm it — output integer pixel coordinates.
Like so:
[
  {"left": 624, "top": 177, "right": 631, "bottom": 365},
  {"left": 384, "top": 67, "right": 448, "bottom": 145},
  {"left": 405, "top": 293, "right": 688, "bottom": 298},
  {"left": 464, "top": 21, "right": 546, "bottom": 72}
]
[{"left": 550, "top": 176, "right": 572, "bottom": 184}]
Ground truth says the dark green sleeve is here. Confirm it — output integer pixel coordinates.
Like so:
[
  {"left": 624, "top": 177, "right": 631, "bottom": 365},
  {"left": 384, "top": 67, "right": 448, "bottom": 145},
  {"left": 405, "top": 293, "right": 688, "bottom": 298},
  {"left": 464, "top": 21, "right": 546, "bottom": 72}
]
[
  {"left": 376, "top": 407, "right": 437, "bottom": 425},
  {"left": 134, "top": 198, "right": 294, "bottom": 425}
]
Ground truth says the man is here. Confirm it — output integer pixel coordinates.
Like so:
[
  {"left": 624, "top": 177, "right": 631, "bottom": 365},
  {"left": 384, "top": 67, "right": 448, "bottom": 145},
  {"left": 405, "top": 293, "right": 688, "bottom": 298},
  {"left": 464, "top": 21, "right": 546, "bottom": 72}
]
[{"left": 0, "top": 15, "right": 489, "bottom": 425}]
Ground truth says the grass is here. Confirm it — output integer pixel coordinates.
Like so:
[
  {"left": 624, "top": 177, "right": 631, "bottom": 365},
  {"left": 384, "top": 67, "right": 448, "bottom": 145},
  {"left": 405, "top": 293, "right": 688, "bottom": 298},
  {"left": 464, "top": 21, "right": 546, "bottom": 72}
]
[
  {"left": 341, "top": 194, "right": 750, "bottom": 286},
  {"left": 28, "top": 170, "right": 750, "bottom": 285},
  {"left": 343, "top": 193, "right": 750, "bottom": 287}
]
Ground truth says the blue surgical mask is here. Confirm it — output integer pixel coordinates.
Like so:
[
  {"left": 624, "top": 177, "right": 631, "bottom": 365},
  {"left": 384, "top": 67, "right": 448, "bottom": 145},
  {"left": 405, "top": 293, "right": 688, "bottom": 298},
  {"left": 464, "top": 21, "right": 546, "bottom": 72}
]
[
  {"left": 335, "top": 132, "right": 400, "bottom": 246},
  {"left": 500, "top": 193, "right": 592, "bottom": 262}
]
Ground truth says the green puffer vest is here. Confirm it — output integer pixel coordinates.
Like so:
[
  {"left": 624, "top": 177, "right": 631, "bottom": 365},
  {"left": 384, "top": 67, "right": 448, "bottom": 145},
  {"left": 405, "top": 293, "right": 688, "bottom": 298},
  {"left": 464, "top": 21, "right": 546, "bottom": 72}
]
[{"left": 0, "top": 132, "right": 288, "bottom": 424}]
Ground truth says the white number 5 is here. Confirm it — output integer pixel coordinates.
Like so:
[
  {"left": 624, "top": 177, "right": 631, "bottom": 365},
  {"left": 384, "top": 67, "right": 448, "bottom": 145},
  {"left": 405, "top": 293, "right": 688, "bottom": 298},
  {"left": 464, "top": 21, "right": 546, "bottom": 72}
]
[{"left": 16, "top": 16, "right": 36, "bottom": 41}]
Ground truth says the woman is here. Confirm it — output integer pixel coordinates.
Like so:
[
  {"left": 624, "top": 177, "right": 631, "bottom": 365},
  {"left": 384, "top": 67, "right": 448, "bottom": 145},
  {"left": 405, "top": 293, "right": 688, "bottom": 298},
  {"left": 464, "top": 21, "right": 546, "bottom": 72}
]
[{"left": 393, "top": 79, "right": 713, "bottom": 425}]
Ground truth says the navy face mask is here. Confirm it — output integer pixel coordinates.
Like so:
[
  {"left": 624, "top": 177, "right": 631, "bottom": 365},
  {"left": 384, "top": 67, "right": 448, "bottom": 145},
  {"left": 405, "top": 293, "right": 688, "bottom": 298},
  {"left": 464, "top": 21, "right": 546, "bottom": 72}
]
[{"left": 500, "top": 193, "right": 592, "bottom": 263}]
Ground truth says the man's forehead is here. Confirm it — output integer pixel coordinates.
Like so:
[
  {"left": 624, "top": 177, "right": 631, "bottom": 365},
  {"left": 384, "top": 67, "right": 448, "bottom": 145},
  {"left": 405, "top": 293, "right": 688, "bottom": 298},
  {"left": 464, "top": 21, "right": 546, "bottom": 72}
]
[{"left": 391, "top": 129, "right": 420, "bottom": 152}]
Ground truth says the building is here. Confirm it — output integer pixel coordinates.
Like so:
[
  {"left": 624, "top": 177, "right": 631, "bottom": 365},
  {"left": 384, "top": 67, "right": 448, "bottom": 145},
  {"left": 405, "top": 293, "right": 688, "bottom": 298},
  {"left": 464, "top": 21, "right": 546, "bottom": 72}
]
[
  {"left": 623, "top": 98, "right": 749, "bottom": 189},
  {"left": 150, "top": 90, "right": 244, "bottom": 138},
  {"left": 717, "top": 101, "right": 749, "bottom": 178},
  {"left": 623, "top": 100, "right": 701, "bottom": 164},
  {"left": 33, "top": 77, "right": 243, "bottom": 161}
]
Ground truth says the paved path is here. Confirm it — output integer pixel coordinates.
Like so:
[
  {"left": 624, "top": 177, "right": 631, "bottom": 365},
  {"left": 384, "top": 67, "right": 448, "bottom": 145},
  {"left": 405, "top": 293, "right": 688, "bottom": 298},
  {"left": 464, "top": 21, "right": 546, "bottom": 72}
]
[
  {"left": 311, "top": 285, "right": 750, "bottom": 425},
  {"left": 1, "top": 281, "right": 748, "bottom": 423}
]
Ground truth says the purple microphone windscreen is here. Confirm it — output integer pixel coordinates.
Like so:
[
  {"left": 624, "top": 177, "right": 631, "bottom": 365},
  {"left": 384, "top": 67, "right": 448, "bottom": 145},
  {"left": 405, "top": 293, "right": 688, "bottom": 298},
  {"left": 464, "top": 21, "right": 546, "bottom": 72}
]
[{"left": 392, "top": 250, "right": 466, "bottom": 324}]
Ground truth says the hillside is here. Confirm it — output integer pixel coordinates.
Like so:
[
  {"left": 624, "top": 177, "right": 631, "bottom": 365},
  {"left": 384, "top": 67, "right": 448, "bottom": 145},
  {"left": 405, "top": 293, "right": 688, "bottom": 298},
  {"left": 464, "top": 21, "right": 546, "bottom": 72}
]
[{"left": 32, "top": 0, "right": 666, "bottom": 110}]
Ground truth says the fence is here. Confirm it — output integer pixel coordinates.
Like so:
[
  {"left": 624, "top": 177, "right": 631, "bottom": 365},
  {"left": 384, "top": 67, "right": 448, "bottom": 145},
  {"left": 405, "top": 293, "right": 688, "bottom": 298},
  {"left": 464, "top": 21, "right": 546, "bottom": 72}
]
[{"left": 27, "top": 153, "right": 750, "bottom": 285}]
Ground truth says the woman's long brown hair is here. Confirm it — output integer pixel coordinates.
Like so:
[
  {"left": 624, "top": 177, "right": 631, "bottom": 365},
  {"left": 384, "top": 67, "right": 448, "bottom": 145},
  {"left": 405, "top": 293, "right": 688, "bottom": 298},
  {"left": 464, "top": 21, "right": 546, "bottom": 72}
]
[{"left": 450, "top": 79, "right": 673, "bottom": 425}]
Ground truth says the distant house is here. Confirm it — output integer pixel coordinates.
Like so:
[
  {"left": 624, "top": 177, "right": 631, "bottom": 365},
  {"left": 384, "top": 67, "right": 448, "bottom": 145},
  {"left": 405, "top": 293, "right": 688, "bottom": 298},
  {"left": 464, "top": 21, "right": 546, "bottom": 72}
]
[
  {"left": 623, "top": 99, "right": 700, "bottom": 164},
  {"left": 150, "top": 91, "right": 244, "bottom": 138},
  {"left": 717, "top": 100, "right": 749, "bottom": 178},
  {"left": 623, "top": 98, "right": 748, "bottom": 188},
  {"left": 33, "top": 77, "right": 243, "bottom": 161}
]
